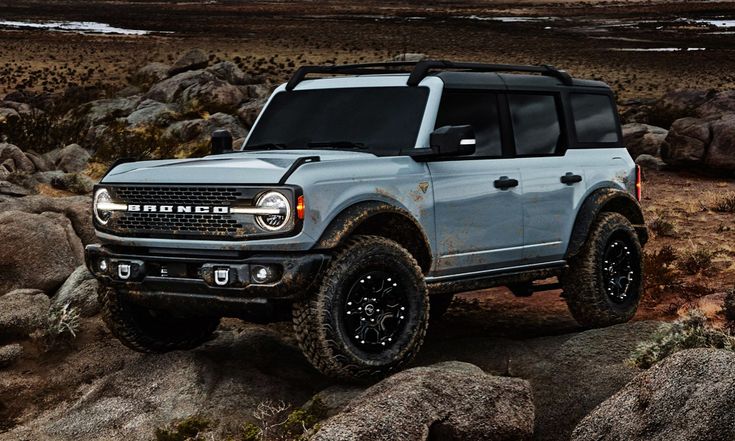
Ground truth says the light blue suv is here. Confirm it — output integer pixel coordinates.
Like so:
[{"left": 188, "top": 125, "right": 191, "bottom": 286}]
[{"left": 86, "top": 61, "right": 647, "bottom": 380}]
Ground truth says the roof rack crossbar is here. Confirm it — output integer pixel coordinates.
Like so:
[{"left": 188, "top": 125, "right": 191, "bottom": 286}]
[
  {"left": 406, "top": 60, "right": 573, "bottom": 86},
  {"left": 284, "top": 60, "right": 574, "bottom": 90},
  {"left": 285, "top": 62, "right": 418, "bottom": 90}
]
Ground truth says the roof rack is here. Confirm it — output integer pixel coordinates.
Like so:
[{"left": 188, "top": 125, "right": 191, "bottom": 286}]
[{"left": 285, "top": 60, "right": 574, "bottom": 90}]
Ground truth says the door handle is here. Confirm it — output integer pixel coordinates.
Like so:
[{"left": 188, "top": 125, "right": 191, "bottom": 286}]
[
  {"left": 494, "top": 176, "right": 519, "bottom": 190},
  {"left": 560, "top": 172, "right": 583, "bottom": 185}
]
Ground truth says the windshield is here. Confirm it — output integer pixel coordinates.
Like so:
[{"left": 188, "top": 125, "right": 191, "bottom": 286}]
[{"left": 244, "top": 86, "right": 430, "bottom": 156}]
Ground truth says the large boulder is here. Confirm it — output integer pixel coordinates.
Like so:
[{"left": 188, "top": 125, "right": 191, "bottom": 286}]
[
  {"left": 125, "top": 99, "right": 178, "bottom": 128},
  {"left": 0, "top": 210, "right": 83, "bottom": 294},
  {"left": 129, "top": 62, "right": 171, "bottom": 88},
  {"left": 0, "top": 343, "right": 23, "bottom": 367},
  {"left": 168, "top": 49, "right": 209, "bottom": 76},
  {"left": 55, "top": 144, "right": 91, "bottom": 173},
  {"left": 572, "top": 349, "right": 735, "bottom": 441},
  {"left": 165, "top": 113, "right": 247, "bottom": 145},
  {"left": 650, "top": 89, "right": 714, "bottom": 128},
  {"left": 705, "top": 113, "right": 735, "bottom": 171},
  {"left": 237, "top": 98, "right": 267, "bottom": 128},
  {"left": 74, "top": 97, "right": 139, "bottom": 127},
  {"left": 180, "top": 78, "right": 247, "bottom": 113},
  {"left": 660, "top": 117, "right": 711, "bottom": 167},
  {"left": 0, "top": 195, "right": 94, "bottom": 245},
  {"left": 0, "top": 289, "right": 50, "bottom": 337},
  {"left": 145, "top": 70, "right": 215, "bottom": 104},
  {"left": 622, "top": 124, "right": 668, "bottom": 158},
  {"left": 312, "top": 362, "right": 534, "bottom": 441},
  {"left": 694, "top": 90, "right": 735, "bottom": 119},
  {"left": 206, "top": 61, "right": 252, "bottom": 86},
  {"left": 0, "top": 143, "right": 36, "bottom": 174},
  {"left": 52, "top": 266, "right": 100, "bottom": 317}
]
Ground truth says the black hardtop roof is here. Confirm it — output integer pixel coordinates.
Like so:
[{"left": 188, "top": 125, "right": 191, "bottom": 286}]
[{"left": 286, "top": 60, "right": 611, "bottom": 92}]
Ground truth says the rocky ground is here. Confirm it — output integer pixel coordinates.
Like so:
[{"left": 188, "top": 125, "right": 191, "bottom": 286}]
[{"left": 2, "top": 1, "right": 735, "bottom": 439}]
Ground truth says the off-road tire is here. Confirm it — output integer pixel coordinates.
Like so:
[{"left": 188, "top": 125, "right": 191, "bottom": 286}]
[
  {"left": 429, "top": 294, "right": 454, "bottom": 321},
  {"left": 99, "top": 287, "right": 220, "bottom": 353},
  {"left": 563, "top": 212, "right": 643, "bottom": 327},
  {"left": 293, "top": 235, "right": 429, "bottom": 381}
]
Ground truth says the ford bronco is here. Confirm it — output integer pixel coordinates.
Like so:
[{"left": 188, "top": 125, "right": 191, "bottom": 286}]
[{"left": 85, "top": 60, "right": 647, "bottom": 380}]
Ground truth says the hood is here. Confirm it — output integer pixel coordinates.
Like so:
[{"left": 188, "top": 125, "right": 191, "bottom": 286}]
[{"left": 101, "top": 150, "right": 376, "bottom": 184}]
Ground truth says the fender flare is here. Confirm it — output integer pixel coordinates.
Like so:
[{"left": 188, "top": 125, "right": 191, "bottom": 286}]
[
  {"left": 565, "top": 188, "right": 648, "bottom": 259},
  {"left": 313, "top": 201, "right": 433, "bottom": 272}
]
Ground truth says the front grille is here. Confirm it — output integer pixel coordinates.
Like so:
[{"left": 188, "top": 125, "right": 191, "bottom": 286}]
[
  {"left": 105, "top": 185, "right": 253, "bottom": 239},
  {"left": 112, "top": 186, "right": 241, "bottom": 206}
]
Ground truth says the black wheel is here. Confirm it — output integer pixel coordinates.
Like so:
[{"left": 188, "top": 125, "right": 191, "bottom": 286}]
[
  {"left": 99, "top": 287, "right": 220, "bottom": 353},
  {"left": 293, "top": 235, "right": 429, "bottom": 381},
  {"left": 562, "top": 212, "right": 643, "bottom": 327},
  {"left": 429, "top": 293, "right": 454, "bottom": 321}
]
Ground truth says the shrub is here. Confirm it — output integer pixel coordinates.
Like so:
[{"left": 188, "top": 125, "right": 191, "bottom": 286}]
[
  {"left": 648, "top": 216, "right": 677, "bottom": 238},
  {"left": 643, "top": 245, "right": 679, "bottom": 297},
  {"left": 155, "top": 415, "right": 212, "bottom": 441},
  {"left": 0, "top": 109, "right": 86, "bottom": 153},
  {"left": 711, "top": 191, "right": 735, "bottom": 213},
  {"left": 628, "top": 310, "right": 735, "bottom": 369},
  {"left": 677, "top": 242, "right": 722, "bottom": 275},
  {"left": 44, "top": 304, "right": 81, "bottom": 349}
]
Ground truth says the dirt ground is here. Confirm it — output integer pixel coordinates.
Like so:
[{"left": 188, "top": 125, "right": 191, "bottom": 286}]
[{"left": 3, "top": 0, "right": 735, "bottom": 100}]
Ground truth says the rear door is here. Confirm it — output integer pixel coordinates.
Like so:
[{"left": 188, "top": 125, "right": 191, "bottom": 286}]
[
  {"left": 505, "top": 92, "right": 585, "bottom": 263},
  {"left": 427, "top": 90, "right": 524, "bottom": 278}
]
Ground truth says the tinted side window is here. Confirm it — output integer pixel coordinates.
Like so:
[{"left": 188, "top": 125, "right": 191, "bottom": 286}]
[
  {"left": 508, "top": 94, "right": 561, "bottom": 156},
  {"left": 435, "top": 90, "right": 502, "bottom": 157},
  {"left": 571, "top": 93, "right": 620, "bottom": 144}
]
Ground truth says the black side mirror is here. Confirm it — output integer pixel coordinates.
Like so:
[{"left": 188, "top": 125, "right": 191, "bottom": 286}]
[
  {"left": 211, "top": 129, "right": 233, "bottom": 155},
  {"left": 429, "top": 125, "right": 476, "bottom": 156}
]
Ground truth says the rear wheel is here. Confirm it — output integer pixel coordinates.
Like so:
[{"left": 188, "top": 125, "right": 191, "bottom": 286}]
[
  {"left": 562, "top": 212, "right": 643, "bottom": 327},
  {"left": 293, "top": 235, "right": 429, "bottom": 381},
  {"left": 99, "top": 287, "right": 220, "bottom": 353}
]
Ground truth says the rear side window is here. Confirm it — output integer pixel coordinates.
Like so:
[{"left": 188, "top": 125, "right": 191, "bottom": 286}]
[
  {"left": 571, "top": 93, "right": 620, "bottom": 144},
  {"left": 508, "top": 94, "right": 562, "bottom": 156},
  {"left": 435, "top": 90, "right": 502, "bottom": 157}
]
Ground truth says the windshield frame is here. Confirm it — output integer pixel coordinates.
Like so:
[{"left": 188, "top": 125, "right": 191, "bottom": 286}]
[{"left": 241, "top": 75, "right": 444, "bottom": 155}]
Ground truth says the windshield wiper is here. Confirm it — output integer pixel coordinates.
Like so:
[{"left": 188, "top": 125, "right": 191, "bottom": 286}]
[
  {"left": 242, "top": 142, "right": 289, "bottom": 151},
  {"left": 307, "top": 141, "right": 367, "bottom": 150}
]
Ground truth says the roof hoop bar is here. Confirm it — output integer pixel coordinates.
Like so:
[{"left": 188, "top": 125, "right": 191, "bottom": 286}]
[
  {"left": 406, "top": 60, "right": 573, "bottom": 86},
  {"left": 285, "top": 62, "right": 418, "bottom": 90}
]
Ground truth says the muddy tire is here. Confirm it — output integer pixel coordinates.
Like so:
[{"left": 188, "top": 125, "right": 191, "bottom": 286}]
[
  {"left": 429, "top": 294, "right": 454, "bottom": 322},
  {"left": 292, "top": 235, "right": 429, "bottom": 381},
  {"left": 99, "top": 287, "right": 220, "bottom": 353},
  {"left": 563, "top": 212, "right": 643, "bottom": 328}
]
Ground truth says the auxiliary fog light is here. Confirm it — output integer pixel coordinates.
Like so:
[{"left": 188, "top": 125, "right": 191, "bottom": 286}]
[
  {"left": 98, "top": 258, "right": 108, "bottom": 272},
  {"left": 251, "top": 265, "right": 279, "bottom": 284}
]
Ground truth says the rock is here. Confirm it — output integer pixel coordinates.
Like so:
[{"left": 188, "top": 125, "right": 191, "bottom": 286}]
[
  {"left": 50, "top": 173, "right": 95, "bottom": 194},
  {"left": 305, "top": 385, "right": 364, "bottom": 418},
  {"left": 168, "top": 49, "right": 209, "bottom": 76},
  {"left": 115, "top": 85, "right": 143, "bottom": 98},
  {"left": 313, "top": 361, "right": 534, "bottom": 441},
  {"left": 0, "top": 107, "right": 20, "bottom": 123},
  {"left": 660, "top": 117, "right": 711, "bottom": 167},
  {"left": 572, "top": 349, "right": 735, "bottom": 441},
  {"left": 55, "top": 144, "right": 91, "bottom": 173},
  {"left": 392, "top": 53, "right": 429, "bottom": 62},
  {"left": 24, "top": 151, "right": 54, "bottom": 172},
  {"left": 165, "top": 113, "right": 247, "bottom": 145},
  {"left": 180, "top": 79, "right": 247, "bottom": 113},
  {"left": 0, "top": 143, "right": 36, "bottom": 173},
  {"left": 622, "top": 123, "right": 668, "bottom": 158},
  {"left": 34, "top": 170, "right": 66, "bottom": 185},
  {"left": 650, "top": 89, "right": 714, "bottom": 128},
  {"left": 0, "top": 195, "right": 94, "bottom": 245},
  {"left": 53, "top": 266, "right": 100, "bottom": 317},
  {"left": 0, "top": 289, "right": 50, "bottom": 337},
  {"left": 145, "top": 69, "right": 215, "bottom": 104},
  {"left": 0, "top": 343, "right": 23, "bottom": 368},
  {"left": 74, "top": 97, "right": 139, "bottom": 127},
  {"left": 0, "top": 180, "right": 32, "bottom": 196},
  {"left": 635, "top": 154, "right": 667, "bottom": 171},
  {"left": 0, "top": 210, "right": 83, "bottom": 294},
  {"left": 694, "top": 90, "right": 735, "bottom": 119},
  {"left": 129, "top": 62, "right": 171, "bottom": 87},
  {"left": 126, "top": 99, "right": 178, "bottom": 128},
  {"left": 705, "top": 113, "right": 735, "bottom": 171},
  {"left": 206, "top": 61, "right": 252, "bottom": 85},
  {"left": 237, "top": 98, "right": 266, "bottom": 128}
]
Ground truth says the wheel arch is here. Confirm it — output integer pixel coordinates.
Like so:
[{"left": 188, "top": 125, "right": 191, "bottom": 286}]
[
  {"left": 313, "top": 201, "right": 433, "bottom": 273},
  {"left": 565, "top": 188, "right": 648, "bottom": 259}
]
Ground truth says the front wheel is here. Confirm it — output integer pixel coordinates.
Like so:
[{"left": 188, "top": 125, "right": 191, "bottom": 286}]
[
  {"left": 562, "top": 212, "right": 643, "bottom": 328},
  {"left": 293, "top": 235, "right": 429, "bottom": 381}
]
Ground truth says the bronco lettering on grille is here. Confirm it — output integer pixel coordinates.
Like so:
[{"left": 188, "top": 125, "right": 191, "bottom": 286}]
[{"left": 126, "top": 205, "right": 230, "bottom": 214}]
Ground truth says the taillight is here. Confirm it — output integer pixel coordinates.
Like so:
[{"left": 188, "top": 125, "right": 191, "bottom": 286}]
[
  {"left": 635, "top": 165, "right": 642, "bottom": 201},
  {"left": 296, "top": 195, "right": 305, "bottom": 220}
]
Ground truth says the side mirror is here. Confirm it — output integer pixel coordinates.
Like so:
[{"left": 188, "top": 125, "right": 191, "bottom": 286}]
[
  {"left": 211, "top": 129, "right": 233, "bottom": 155},
  {"left": 429, "top": 125, "right": 476, "bottom": 156}
]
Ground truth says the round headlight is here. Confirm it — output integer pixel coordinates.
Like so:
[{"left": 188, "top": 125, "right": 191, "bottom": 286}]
[
  {"left": 94, "top": 188, "right": 113, "bottom": 225},
  {"left": 255, "top": 191, "right": 291, "bottom": 231}
]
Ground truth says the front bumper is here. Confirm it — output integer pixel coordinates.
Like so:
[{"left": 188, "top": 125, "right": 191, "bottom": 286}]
[{"left": 85, "top": 244, "right": 329, "bottom": 318}]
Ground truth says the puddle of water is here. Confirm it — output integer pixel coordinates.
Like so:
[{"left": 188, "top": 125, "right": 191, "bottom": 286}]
[
  {"left": 0, "top": 19, "right": 170, "bottom": 35},
  {"left": 610, "top": 47, "right": 707, "bottom": 52},
  {"left": 690, "top": 18, "right": 735, "bottom": 28},
  {"left": 457, "top": 15, "right": 556, "bottom": 23}
]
